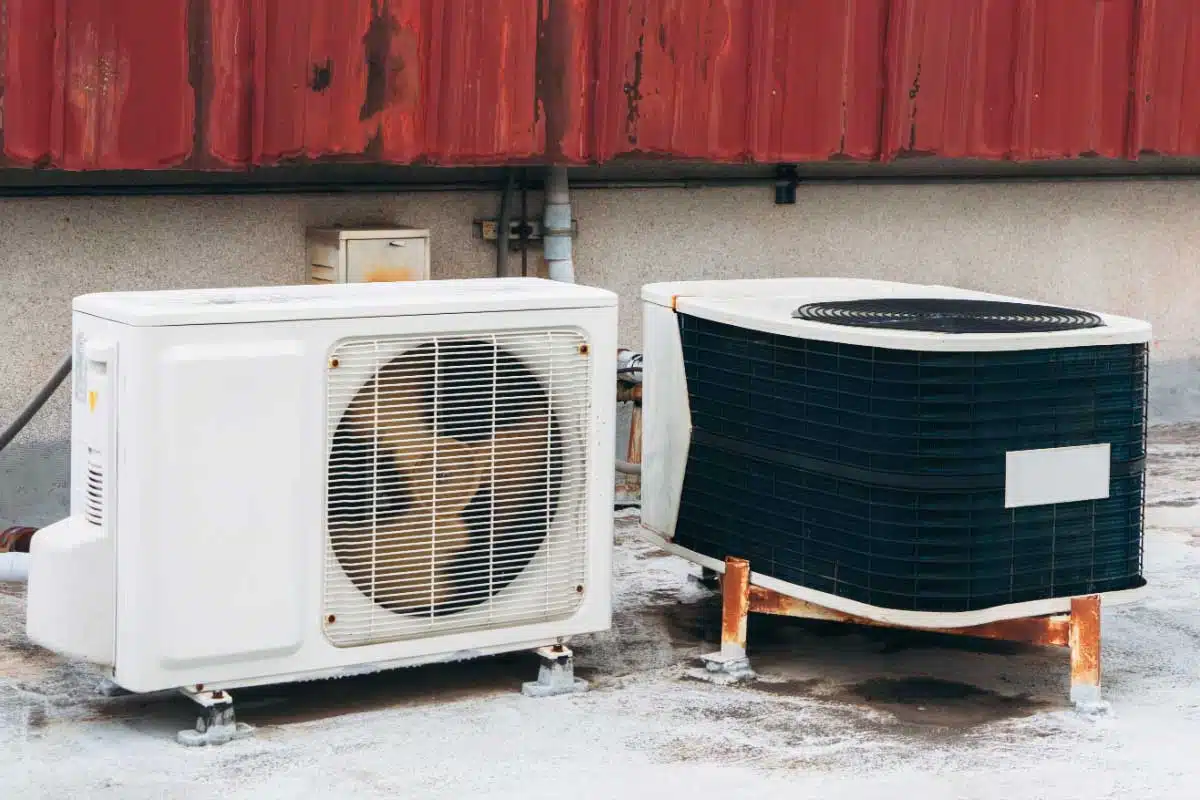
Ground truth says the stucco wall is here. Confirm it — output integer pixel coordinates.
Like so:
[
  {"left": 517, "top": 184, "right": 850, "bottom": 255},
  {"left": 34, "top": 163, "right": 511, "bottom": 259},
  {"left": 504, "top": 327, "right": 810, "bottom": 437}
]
[{"left": 3, "top": 180, "right": 1199, "bottom": 526}]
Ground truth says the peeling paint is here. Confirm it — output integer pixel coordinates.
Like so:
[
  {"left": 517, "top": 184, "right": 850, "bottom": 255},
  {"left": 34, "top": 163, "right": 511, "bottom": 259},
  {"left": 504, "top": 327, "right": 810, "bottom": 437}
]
[
  {"left": 359, "top": 2, "right": 401, "bottom": 121},
  {"left": 310, "top": 59, "right": 333, "bottom": 92},
  {"left": 623, "top": 23, "right": 645, "bottom": 147}
]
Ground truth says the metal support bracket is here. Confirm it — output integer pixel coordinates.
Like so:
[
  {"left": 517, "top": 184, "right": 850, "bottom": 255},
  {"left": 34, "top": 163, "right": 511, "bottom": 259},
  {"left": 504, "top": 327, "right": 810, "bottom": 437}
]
[
  {"left": 774, "top": 165, "right": 799, "bottom": 205},
  {"left": 1068, "top": 595, "right": 1106, "bottom": 713},
  {"left": 521, "top": 644, "right": 589, "bottom": 698},
  {"left": 95, "top": 677, "right": 131, "bottom": 698},
  {"left": 687, "top": 566, "right": 721, "bottom": 591},
  {"left": 691, "top": 557, "right": 757, "bottom": 684},
  {"left": 177, "top": 688, "right": 254, "bottom": 747},
  {"left": 703, "top": 555, "right": 1105, "bottom": 709},
  {"left": 476, "top": 218, "right": 579, "bottom": 247}
]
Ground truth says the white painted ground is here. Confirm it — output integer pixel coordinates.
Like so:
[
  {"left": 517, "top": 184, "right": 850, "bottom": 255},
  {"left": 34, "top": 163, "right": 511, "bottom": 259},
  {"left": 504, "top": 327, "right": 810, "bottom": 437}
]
[{"left": 3, "top": 429, "right": 1200, "bottom": 799}]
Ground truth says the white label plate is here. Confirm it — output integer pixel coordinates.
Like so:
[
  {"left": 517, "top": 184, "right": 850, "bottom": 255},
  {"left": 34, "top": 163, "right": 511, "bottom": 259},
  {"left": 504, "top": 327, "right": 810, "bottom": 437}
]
[{"left": 1005, "top": 443, "right": 1111, "bottom": 509}]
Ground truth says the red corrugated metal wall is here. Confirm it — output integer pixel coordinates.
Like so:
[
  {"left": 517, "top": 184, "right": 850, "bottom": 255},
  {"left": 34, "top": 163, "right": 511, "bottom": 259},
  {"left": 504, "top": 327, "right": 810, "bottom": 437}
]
[{"left": 1, "top": 0, "right": 1198, "bottom": 170}]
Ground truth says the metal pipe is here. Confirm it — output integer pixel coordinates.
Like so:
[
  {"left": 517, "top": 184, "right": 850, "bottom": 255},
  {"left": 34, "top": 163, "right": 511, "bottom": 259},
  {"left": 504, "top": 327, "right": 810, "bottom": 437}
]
[
  {"left": 615, "top": 459, "right": 641, "bottom": 476},
  {"left": 543, "top": 166, "right": 574, "bottom": 283},
  {"left": 0, "top": 526, "right": 38, "bottom": 553},
  {"left": 3, "top": 170, "right": 1200, "bottom": 199},
  {"left": 519, "top": 168, "right": 530, "bottom": 277},
  {"left": 495, "top": 169, "right": 518, "bottom": 277},
  {"left": 617, "top": 349, "right": 643, "bottom": 384},
  {"left": 0, "top": 553, "right": 30, "bottom": 583},
  {"left": 0, "top": 354, "right": 72, "bottom": 453}
]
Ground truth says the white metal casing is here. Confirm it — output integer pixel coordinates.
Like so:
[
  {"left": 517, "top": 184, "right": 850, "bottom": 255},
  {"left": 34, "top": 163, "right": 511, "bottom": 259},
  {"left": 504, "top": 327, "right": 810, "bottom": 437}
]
[
  {"left": 639, "top": 278, "right": 1152, "bottom": 629},
  {"left": 26, "top": 278, "right": 617, "bottom": 693}
]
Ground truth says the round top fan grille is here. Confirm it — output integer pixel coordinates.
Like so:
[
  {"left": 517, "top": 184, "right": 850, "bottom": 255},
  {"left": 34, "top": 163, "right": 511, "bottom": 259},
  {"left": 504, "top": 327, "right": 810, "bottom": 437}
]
[{"left": 791, "top": 298, "right": 1105, "bottom": 334}]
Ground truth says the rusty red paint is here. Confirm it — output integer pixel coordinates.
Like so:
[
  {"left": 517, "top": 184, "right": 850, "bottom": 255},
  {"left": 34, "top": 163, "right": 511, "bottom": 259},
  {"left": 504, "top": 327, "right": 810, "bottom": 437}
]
[
  {"left": 3, "top": 0, "right": 1200, "bottom": 170},
  {"left": 592, "top": 0, "right": 888, "bottom": 162},
  {"left": 3, "top": 0, "right": 193, "bottom": 168},
  {"left": 1130, "top": 0, "right": 1200, "bottom": 157},
  {"left": 201, "top": 0, "right": 544, "bottom": 167},
  {"left": 883, "top": 0, "right": 1137, "bottom": 161}
]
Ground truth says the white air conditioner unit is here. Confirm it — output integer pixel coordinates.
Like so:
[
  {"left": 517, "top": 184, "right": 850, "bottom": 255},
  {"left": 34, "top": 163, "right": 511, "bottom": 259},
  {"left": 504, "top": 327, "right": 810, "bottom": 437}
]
[{"left": 27, "top": 278, "right": 617, "bottom": 743}]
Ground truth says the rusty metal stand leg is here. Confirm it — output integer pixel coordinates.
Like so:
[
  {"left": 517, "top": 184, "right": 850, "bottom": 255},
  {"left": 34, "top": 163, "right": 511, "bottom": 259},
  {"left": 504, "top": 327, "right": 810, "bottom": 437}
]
[
  {"left": 1069, "top": 594, "right": 1106, "bottom": 712},
  {"left": 694, "top": 557, "right": 756, "bottom": 684}
]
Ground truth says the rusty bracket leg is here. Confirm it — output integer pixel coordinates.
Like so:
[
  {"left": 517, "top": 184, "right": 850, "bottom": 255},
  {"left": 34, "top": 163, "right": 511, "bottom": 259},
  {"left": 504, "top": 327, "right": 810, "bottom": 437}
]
[
  {"left": 695, "top": 557, "right": 756, "bottom": 684},
  {"left": 1069, "top": 594, "right": 1106, "bottom": 711}
]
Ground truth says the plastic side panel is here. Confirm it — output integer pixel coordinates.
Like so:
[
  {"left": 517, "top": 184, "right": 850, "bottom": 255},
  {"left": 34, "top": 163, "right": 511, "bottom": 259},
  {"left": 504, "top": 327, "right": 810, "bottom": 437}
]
[
  {"left": 150, "top": 339, "right": 308, "bottom": 669},
  {"left": 640, "top": 302, "right": 689, "bottom": 539},
  {"left": 26, "top": 517, "right": 115, "bottom": 665}
]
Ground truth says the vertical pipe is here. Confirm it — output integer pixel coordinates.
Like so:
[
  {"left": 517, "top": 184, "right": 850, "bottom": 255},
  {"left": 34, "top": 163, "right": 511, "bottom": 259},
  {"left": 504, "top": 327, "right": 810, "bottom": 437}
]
[
  {"left": 543, "top": 166, "right": 574, "bottom": 283},
  {"left": 496, "top": 169, "right": 518, "bottom": 278},
  {"left": 519, "top": 168, "right": 530, "bottom": 277}
]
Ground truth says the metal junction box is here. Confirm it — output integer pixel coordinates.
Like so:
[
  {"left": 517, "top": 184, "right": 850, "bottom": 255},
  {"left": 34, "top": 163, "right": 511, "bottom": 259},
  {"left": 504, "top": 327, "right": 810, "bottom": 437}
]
[{"left": 305, "top": 227, "right": 431, "bottom": 285}]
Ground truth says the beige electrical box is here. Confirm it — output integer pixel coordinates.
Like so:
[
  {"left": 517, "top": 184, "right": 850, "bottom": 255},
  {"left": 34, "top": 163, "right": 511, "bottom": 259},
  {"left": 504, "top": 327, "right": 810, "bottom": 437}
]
[{"left": 305, "top": 226, "right": 431, "bottom": 284}]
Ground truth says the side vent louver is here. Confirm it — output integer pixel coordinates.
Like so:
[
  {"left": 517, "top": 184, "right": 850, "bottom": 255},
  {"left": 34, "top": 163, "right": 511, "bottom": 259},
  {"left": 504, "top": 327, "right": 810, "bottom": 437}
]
[{"left": 85, "top": 448, "right": 105, "bottom": 527}]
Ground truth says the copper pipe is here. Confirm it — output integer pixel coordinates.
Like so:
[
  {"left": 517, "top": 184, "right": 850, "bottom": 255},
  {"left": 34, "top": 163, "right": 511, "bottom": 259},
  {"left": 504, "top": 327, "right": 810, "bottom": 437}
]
[{"left": 0, "top": 526, "right": 38, "bottom": 553}]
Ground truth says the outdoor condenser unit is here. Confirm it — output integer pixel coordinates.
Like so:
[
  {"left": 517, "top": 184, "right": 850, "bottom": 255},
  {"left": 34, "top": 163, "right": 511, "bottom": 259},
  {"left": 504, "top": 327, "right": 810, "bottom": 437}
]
[
  {"left": 640, "top": 278, "right": 1151, "bottom": 629},
  {"left": 26, "top": 278, "right": 617, "bottom": 743}
]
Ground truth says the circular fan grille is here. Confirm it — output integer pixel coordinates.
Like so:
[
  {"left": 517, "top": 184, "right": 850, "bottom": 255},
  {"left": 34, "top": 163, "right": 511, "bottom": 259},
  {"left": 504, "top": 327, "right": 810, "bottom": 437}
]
[
  {"left": 328, "top": 339, "right": 563, "bottom": 618},
  {"left": 792, "top": 298, "right": 1105, "bottom": 334}
]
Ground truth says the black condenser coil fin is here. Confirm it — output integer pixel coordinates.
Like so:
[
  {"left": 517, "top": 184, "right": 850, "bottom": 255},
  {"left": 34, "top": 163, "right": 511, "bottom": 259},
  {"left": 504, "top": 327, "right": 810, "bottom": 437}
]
[{"left": 673, "top": 313, "right": 1147, "bottom": 613}]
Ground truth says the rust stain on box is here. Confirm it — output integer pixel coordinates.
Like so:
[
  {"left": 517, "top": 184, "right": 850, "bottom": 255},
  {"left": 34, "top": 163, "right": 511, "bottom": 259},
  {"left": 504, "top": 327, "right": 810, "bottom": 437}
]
[{"left": 364, "top": 267, "right": 418, "bottom": 282}]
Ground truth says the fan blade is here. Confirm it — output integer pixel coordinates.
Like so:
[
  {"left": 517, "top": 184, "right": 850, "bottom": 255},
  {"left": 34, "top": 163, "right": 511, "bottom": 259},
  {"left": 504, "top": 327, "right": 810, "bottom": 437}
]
[
  {"left": 490, "top": 415, "right": 558, "bottom": 515},
  {"left": 344, "top": 503, "right": 475, "bottom": 614},
  {"left": 426, "top": 436, "right": 490, "bottom": 514}
]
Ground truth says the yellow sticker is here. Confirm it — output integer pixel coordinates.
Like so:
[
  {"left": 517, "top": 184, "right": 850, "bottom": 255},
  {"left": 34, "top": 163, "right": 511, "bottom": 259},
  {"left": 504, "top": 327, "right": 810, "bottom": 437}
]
[{"left": 88, "top": 390, "right": 96, "bottom": 412}]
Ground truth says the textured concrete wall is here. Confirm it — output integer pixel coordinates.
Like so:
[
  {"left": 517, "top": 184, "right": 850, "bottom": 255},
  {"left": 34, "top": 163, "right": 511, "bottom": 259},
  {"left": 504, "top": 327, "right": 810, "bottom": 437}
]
[{"left": 2, "top": 180, "right": 1199, "bottom": 526}]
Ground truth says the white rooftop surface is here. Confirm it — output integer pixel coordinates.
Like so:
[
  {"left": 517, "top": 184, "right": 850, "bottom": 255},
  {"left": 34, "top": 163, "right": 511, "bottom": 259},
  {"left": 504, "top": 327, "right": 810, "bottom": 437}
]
[
  {"left": 644, "top": 278, "right": 1151, "bottom": 351},
  {"left": 3, "top": 425, "right": 1200, "bottom": 798},
  {"left": 74, "top": 278, "right": 618, "bottom": 327}
]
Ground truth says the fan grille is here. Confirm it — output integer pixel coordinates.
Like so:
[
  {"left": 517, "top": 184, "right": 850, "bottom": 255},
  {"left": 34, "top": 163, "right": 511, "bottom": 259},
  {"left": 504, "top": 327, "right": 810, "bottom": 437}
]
[
  {"left": 792, "top": 298, "right": 1106, "bottom": 334},
  {"left": 323, "top": 330, "right": 591, "bottom": 647}
]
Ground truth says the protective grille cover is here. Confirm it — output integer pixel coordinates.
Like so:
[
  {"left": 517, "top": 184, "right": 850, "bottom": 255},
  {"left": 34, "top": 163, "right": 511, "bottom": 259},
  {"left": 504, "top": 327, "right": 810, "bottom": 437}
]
[
  {"left": 674, "top": 314, "right": 1148, "bottom": 613},
  {"left": 793, "top": 298, "right": 1106, "bottom": 334},
  {"left": 323, "top": 330, "right": 590, "bottom": 646}
]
